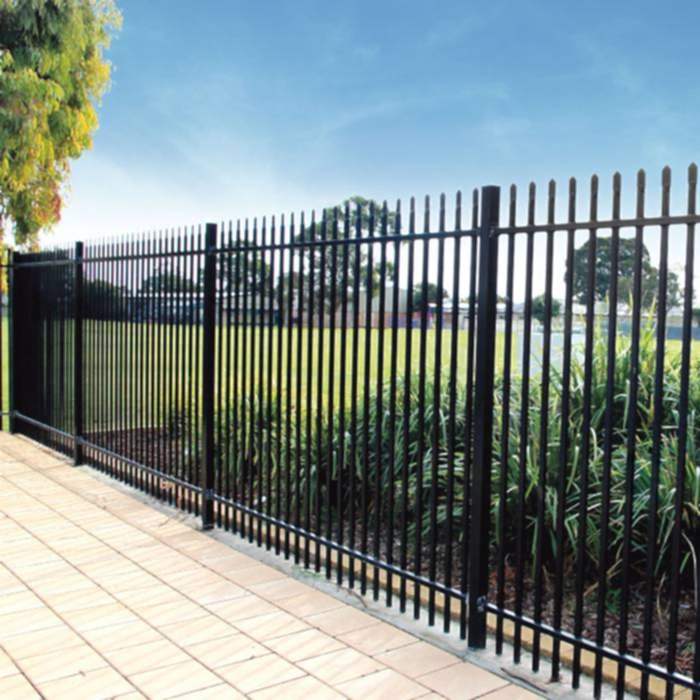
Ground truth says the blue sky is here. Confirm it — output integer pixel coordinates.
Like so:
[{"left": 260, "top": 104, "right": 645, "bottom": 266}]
[{"left": 53, "top": 0, "right": 700, "bottom": 245}]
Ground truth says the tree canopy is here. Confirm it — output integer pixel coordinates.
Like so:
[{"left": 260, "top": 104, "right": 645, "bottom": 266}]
[
  {"left": 412, "top": 282, "right": 448, "bottom": 311},
  {"left": 532, "top": 293, "right": 561, "bottom": 326},
  {"left": 0, "top": 0, "right": 121, "bottom": 246},
  {"left": 277, "top": 196, "right": 398, "bottom": 313},
  {"left": 141, "top": 271, "right": 200, "bottom": 294},
  {"left": 83, "top": 278, "right": 124, "bottom": 318},
  {"left": 571, "top": 236, "right": 680, "bottom": 310},
  {"left": 200, "top": 248, "right": 269, "bottom": 295}
]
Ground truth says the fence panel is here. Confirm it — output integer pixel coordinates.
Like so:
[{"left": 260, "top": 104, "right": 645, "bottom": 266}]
[
  {"left": 83, "top": 230, "right": 204, "bottom": 513},
  {"left": 0, "top": 249, "right": 9, "bottom": 433},
  {"left": 12, "top": 248, "right": 75, "bottom": 456},
  {"left": 209, "top": 198, "right": 483, "bottom": 635},
  {"left": 488, "top": 166, "right": 700, "bottom": 697},
  {"left": 7, "top": 166, "right": 700, "bottom": 698}
]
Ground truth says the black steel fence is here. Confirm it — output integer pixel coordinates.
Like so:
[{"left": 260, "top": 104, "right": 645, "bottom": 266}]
[{"left": 8, "top": 165, "right": 700, "bottom": 698}]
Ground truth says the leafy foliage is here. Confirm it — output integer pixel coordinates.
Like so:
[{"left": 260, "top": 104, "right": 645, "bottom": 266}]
[
  {"left": 83, "top": 278, "right": 124, "bottom": 318},
  {"left": 572, "top": 236, "right": 681, "bottom": 309},
  {"left": 216, "top": 247, "right": 269, "bottom": 296},
  {"left": 0, "top": 0, "right": 121, "bottom": 245},
  {"left": 141, "top": 271, "right": 200, "bottom": 294},
  {"left": 213, "top": 321, "right": 700, "bottom": 598},
  {"left": 277, "top": 197, "right": 399, "bottom": 313},
  {"left": 532, "top": 293, "right": 561, "bottom": 326},
  {"left": 412, "top": 282, "right": 448, "bottom": 311}
]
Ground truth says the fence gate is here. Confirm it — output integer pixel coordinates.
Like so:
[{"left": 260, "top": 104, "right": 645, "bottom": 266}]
[{"left": 8, "top": 166, "right": 700, "bottom": 698}]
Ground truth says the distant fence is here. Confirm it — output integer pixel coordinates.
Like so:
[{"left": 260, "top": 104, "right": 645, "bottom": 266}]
[{"left": 8, "top": 165, "right": 700, "bottom": 698}]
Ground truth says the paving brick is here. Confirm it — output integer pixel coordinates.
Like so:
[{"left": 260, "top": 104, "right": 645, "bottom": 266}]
[
  {"left": 335, "top": 667, "right": 429, "bottom": 699},
  {"left": 250, "top": 675, "right": 343, "bottom": 699},
  {"left": 37, "top": 667, "right": 135, "bottom": 699},
  {"left": 128, "top": 659, "right": 221, "bottom": 698},
  {"left": 375, "top": 640, "right": 459, "bottom": 678},
  {"left": 16, "top": 644, "right": 107, "bottom": 684},
  {"left": 186, "top": 633, "right": 268, "bottom": 667},
  {"left": 416, "top": 661, "right": 510, "bottom": 699},
  {"left": 0, "top": 434, "right": 521, "bottom": 700},
  {"left": 298, "top": 647, "right": 384, "bottom": 685},
  {"left": 264, "top": 628, "right": 345, "bottom": 663},
  {"left": 217, "top": 653, "right": 305, "bottom": 694},
  {"left": 0, "top": 673, "right": 41, "bottom": 698}
]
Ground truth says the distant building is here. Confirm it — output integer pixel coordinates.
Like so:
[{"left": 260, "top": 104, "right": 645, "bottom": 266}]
[{"left": 126, "top": 292, "right": 280, "bottom": 325}]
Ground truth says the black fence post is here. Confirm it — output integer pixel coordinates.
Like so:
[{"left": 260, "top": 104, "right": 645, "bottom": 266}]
[
  {"left": 468, "top": 185, "right": 500, "bottom": 648},
  {"left": 201, "top": 223, "right": 217, "bottom": 530},
  {"left": 7, "top": 250, "right": 16, "bottom": 435},
  {"left": 73, "top": 242, "right": 84, "bottom": 465}
]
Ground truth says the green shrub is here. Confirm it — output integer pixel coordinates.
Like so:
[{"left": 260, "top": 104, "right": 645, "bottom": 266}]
[{"left": 212, "top": 320, "right": 700, "bottom": 594}]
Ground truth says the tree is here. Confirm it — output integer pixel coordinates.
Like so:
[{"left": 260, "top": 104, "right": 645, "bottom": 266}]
[
  {"left": 0, "top": 0, "right": 121, "bottom": 246},
  {"left": 571, "top": 237, "right": 680, "bottom": 310},
  {"left": 412, "top": 282, "right": 448, "bottom": 311},
  {"left": 532, "top": 294, "right": 561, "bottom": 326},
  {"left": 198, "top": 248, "right": 270, "bottom": 295},
  {"left": 277, "top": 196, "right": 399, "bottom": 313},
  {"left": 83, "top": 278, "right": 124, "bottom": 319}
]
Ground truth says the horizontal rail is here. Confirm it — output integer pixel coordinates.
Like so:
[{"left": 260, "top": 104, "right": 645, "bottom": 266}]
[
  {"left": 13, "top": 412, "right": 75, "bottom": 441},
  {"left": 214, "top": 228, "right": 479, "bottom": 253},
  {"left": 12, "top": 214, "right": 700, "bottom": 268},
  {"left": 494, "top": 213, "right": 700, "bottom": 236},
  {"left": 489, "top": 604, "right": 697, "bottom": 691},
  {"left": 79, "top": 438, "right": 203, "bottom": 494},
  {"left": 8, "top": 258, "right": 74, "bottom": 269},
  {"left": 11, "top": 229, "right": 480, "bottom": 267},
  {"left": 212, "top": 492, "right": 469, "bottom": 603},
  {"left": 12, "top": 412, "right": 202, "bottom": 494}
]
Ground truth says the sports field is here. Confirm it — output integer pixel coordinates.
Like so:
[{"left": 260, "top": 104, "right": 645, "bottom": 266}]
[{"left": 6, "top": 317, "right": 698, "bottom": 433}]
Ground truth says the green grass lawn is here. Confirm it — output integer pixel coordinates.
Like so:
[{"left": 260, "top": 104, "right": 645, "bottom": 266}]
[
  {"left": 5, "top": 317, "right": 699, "bottom": 434},
  {"left": 78, "top": 324, "right": 503, "bottom": 429},
  {"left": 80, "top": 320, "right": 700, "bottom": 435}
]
